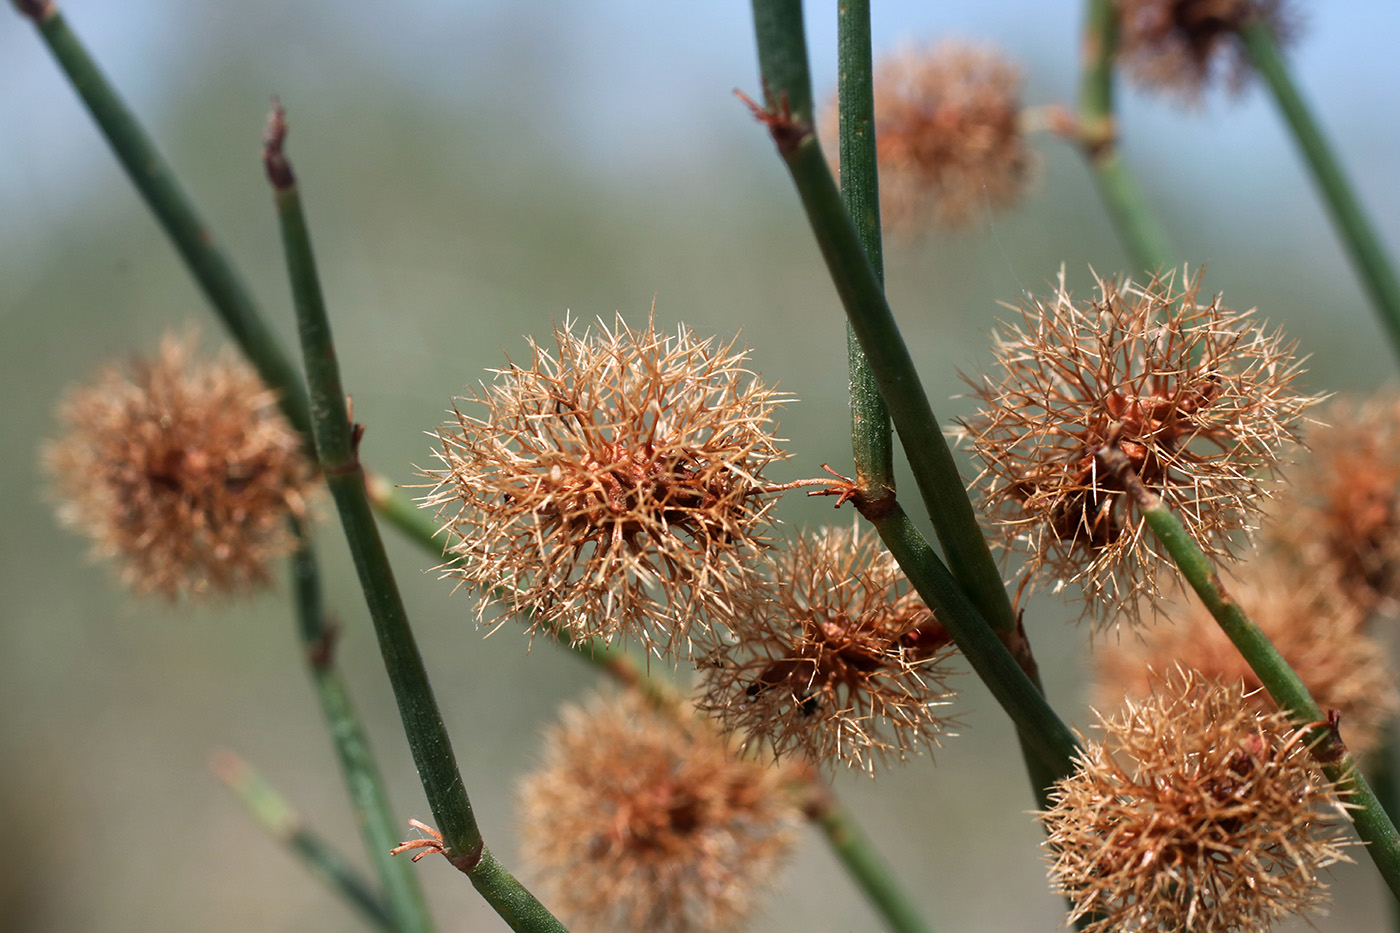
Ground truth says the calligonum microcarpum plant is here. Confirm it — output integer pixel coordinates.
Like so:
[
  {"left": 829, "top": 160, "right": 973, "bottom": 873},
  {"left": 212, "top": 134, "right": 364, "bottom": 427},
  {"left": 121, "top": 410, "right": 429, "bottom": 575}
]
[
  {"left": 518, "top": 690, "right": 800, "bottom": 933},
  {"left": 23, "top": 0, "right": 1400, "bottom": 930},
  {"left": 1115, "top": 0, "right": 1295, "bottom": 103},
  {"left": 1093, "top": 555, "right": 1399, "bottom": 759},
  {"left": 43, "top": 331, "right": 316, "bottom": 600},
  {"left": 1265, "top": 392, "right": 1400, "bottom": 616},
  {"left": 1043, "top": 668, "right": 1353, "bottom": 933},
  {"left": 831, "top": 38, "right": 1033, "bottom": 235},
  {"left": 697, "top": 523, "right": 958, "bottom": 774},
  {"left": 958, "top": 268, "right": 1318, "bottom": 628},
  {"left": 420, "top": 312, "right": 789, "bottom": 658}
]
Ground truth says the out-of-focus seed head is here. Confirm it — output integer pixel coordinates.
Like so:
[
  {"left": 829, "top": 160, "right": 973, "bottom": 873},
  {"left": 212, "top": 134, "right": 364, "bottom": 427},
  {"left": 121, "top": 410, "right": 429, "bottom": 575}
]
[
  {"left": 1116, "top": 0, "right": 1294, "bottom": 103},
  {"left": 958, "top": 268, "right": 1317, "bottom": 627},
  {"left": 518, "top": 691, "right": 799, "bottom": 933},
  {"left": 1043, "top": 668, "right": 1352, "bottom": 933},
  {"left": 1095, "top": 558, "right": 1398, "bottom": 759},
  {"left": 43, "top": 332, "right": 315, "bottom": 599},
  {"left": 420, "top": 313, "right": 789, "bottom": 658},
  {"left": 697, "top": 524, "right": 958, "bottom": 774},
  {"left": 842, "top": 39, "right": 1033, "bottom": 235},
  {"left": 1266, "top": 393, "right": 1400, "bottom": 615}
]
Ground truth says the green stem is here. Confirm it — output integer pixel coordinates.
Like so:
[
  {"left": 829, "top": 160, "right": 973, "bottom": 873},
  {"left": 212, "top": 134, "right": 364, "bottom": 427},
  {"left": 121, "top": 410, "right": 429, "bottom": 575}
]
[
  {"left": 835, "top": 0, "right": 894, "bottom": 502},
  {"left": 1075, "top": 0, "right": 1174, "bottom": 276},
  {"left": 807, "top": 785, "right": 933, "bottom": 933},
  {"left": 1096, "top": 444, "right": 1400, "bottom": 899},
  {"left": 264, "top": 109, "right": 565, "bottom": 932},
  {"left": 15, "top": 2, "right": 312, "bottom": 438},
  {"left": 291, "top": 519, "right": 434, "bottom": 933},
  {"left": 749, "top": 0, "right": 1015, "bottom": 637},
  {"left": 1239, "top": 19, "right": 1400, "bottom": 360},
  {"left": 210, "top": 750, "right": 394, "bottom": 931},
  {"left": 1372, "top": 732, "right": 1400, "bottom": 932}
]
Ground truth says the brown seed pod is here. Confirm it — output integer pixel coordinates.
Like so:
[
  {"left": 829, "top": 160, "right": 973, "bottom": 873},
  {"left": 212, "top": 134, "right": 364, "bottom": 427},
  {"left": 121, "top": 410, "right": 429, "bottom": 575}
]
[
  {"left": 697, "top": 524, "right": 958, "bottom": 774},
  {"left": 519, "top": 691, "right": 799, "bottom": 933},
  {"left": 1116, "top": 0, "right": 1295, "bottom": 103},
  {"left": 831, "top": 39, "right": 1033, "bottom": 235},
  {"left": 1265, "top": 392, "right": 1400, "bottom": 616},
  {"left": 958, "top": 268, "right": 1318, "bottom": 627},
  {"left": 1043, "top": 668, "right": 1352, "bottom": 933},
  {"left": 420, "top": 312, "right": 789, "bottom": 657},
  {"left": 43, "top": 332, "right": 315, "bottom": 600}
]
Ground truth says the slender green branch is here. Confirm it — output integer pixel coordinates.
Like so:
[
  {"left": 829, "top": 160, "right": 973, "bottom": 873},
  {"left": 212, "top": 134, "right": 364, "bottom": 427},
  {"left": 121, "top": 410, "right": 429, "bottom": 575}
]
[
  {"left": 1074, "top": 0, "right": 1173, "bottom": 276},
  {"left": 805, "top": 780, "right": 933, "bottom": 933},
  {"left": 1096, "top": 444, "right": 1400, "bottom": 899},
  {"left": 1372, "top": 733, "right": 1400, "bottom": 932},
  {"left": 264, "top": 107, "right": 565, "bottom": 932},
  {"left": 836, "top": 0, "right": 894, "bottom": 503},
  {"left": 14, "top": 1, "right": 312, "bottom": 437},
  {"left": 210, "top": 750, "right": 394, "bottom": 931},
  {"left": 290, "top": 518, "right": 434, "bottom": 933},
  {"left": 1239, "top": 19, "right": 1400, "bottom": 360},
  {"left": 749, "top": 0, "right": 1016, "bottom": 637}
]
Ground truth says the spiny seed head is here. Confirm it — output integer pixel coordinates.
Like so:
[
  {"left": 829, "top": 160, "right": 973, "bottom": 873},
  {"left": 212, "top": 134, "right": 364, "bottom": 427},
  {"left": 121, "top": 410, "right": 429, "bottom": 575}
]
[
  {"left": 1095, "top": 557, "right": 1398, "bottom": 759},
  {"left": 1043, "top": 668, "right": 1352, "bottom": 933},
  {"left": 420, "top": 312, "right": 789, "bottom": 658},
  {"left": 518, "top": 691, "right": 799, "bottom": 933},
  {"left": 42, "top": 332, "right": 315, "bottom": 599},
  {"left": 697, "top": 524, "right": 958, "bottom": 774},
  {"left": 838, "top": 39, "right": 1033, "bottom": 234},
  {"left": 1116, "top": 0, "right": 1294, "bottom": 103},
  {"left": 958, "top": 268, "right": 1317, "bottom": 627},
  {"left": 1266, "top": 393, "right": 1400, "bottom": 615}
]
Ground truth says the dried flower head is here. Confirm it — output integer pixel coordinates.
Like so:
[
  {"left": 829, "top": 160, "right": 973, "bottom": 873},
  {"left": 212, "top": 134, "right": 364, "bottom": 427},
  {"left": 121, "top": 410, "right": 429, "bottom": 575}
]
[
  {"left": 43, "top": 332, "right": 315, "bottom": 599},
  {"left": 838, "top": 39, "right": 1032, "bottom": 234},
  {"left": 1043, "top": 669, "right": 1352, "bottom": 932},
  {"left": 1266, "top": 393, "right": 1400, "bottom": 615},
  {"left": 1095, "top": 558, "right": 1398, "bottom": 758},
  {"left": 519, "top": 691, "right": 799, "bottom": 933},
  {"left": 1116, "top": 0, "right": 1294, "bottom": 103},
  {"left": 697, "top": 524, "right": 957, "bottom": 774},
  {"left": 958, "top": 268, "right": 1316, "bottom": 626},
  {"left": 421, "top": 313, "right": 788, "bottom": 657}
]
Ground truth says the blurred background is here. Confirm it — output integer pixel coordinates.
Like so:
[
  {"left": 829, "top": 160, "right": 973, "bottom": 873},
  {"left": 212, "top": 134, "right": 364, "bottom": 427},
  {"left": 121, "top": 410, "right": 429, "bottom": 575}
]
[{"left": 3, "top": 1, "right": 1399, "bottom": 930}]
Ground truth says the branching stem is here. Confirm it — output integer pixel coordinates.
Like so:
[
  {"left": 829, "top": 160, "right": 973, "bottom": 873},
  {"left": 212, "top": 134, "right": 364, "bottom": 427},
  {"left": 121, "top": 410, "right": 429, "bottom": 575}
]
[
  {"left": 265, "top": 105, "right": 566, "bottom": 932},
  {"left": 1096, "top": 443, "right": 1400, "bottom": 899},
  {"left": 290, "top": 517, "right": 433, "bottom": 933}
]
